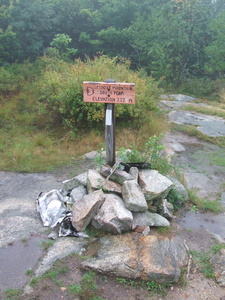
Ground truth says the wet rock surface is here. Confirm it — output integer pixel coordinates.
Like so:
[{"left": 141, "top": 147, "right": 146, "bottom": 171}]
[
  {"left": 82, "top": 233, "right": 188, "bottom": 283},
  {"left": 1, "top": 94, "right": 225, "bottom": 299}
]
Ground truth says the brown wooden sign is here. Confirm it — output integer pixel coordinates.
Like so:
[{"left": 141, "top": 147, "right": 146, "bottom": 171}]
[{"left": 83, "top": 81, "right": 135, "bottom": 104}]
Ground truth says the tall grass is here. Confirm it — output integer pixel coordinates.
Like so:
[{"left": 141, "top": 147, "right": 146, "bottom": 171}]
[{"left": 0, "top": 56, "right": 169, "bottom": 172}]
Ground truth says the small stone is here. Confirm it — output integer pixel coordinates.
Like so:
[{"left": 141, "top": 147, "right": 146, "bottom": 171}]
[
  {"left": 129, "top": 167, "right": 139, "bottom": 182},
  {"left": 122, "top": 180, "right": 148, "bottom": 212},
  {"left": 70, "top": 185, "right": 87, "bottom": 203},
  {"left": 133, "top": 211, "right": 170, "bottom": 227},
  {"left": 62, "top": 172, "right": 87, "bottom": 190},
  {"left": 100, "top": 165, "right": 133, "bottom": 184},
  {"left": 135, "top": 226, "right": 150, "bottom": 235}
]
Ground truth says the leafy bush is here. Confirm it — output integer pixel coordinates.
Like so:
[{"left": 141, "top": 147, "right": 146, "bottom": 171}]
[
  {"left": 0, "top": 61, "right": 44, "bottom": 93},
  {"left": 176, "top": 78, "right": 225, "bottom": 100},
  {"left": 166, "top": 188, "right": 185, "bottom": 210},
  {"left": 117, "top": 135, "right": 172, "bottom": 174},
  {"left": 35, "top": 56, "right": 159, "bottom": 130}
]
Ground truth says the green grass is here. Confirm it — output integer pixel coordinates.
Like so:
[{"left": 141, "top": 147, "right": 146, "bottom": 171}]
[
  {"left": 189, "top": 250, "right": 215, "bottom": 279},
  {"left": 116, "top": 276, "right": 172, "bottom": 296},
  {"left": 68, "top": 271, "right": 104, "bottom": 300},
  {"left": 183, "top": 104, "right": 225, "bottom": 120},
  {"left": 207, "top": 149, "right": 225, "bottom": 167},
  {"left": 188, "top": 189, "right": 223, "bottom": 213},
  {"left": 173, "top": 124, "right": 225, "bottom": 148},
  {"left": 29, "top": 261, "right": 68, "bottom": 287},
  {"left": 40, "top": 239, "right": 55, "bottom": 251},
  {"left": 211, "top": 243, "right": 225, "bottom": 254},
  {"left": 157, "top": 226, "right": 171, "bottom": 234},
  {"left": 25, "top": 269, "right": 33, "bottom": 276},
  {"left": 4, "top": 288, "right": 23, "bottom": 300}
]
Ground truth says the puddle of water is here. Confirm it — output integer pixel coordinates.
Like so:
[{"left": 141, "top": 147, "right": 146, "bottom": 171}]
[
  {"left": 0, "top": 236, "right": 44, "bottom": 290},
  {"left": 178, "top": 211, "right": 225, "bottom": 239}
]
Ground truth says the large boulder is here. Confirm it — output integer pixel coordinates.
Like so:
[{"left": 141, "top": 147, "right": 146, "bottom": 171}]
[
  {"left": 72, "top": 190, "right": 105, "bottom": 232},
  {"left": 92, "top": 193, "right": 133, "bottom": 234},
  {"left": 87, "top": 169, "right": 121, "bottom": 194},
  {"left": 139, "top": 170, "right": 173, "bottom": 201},
  {"left": 82, "top": 233, "right": 188, "bottom": 283},
  {"left": 122, "top": 180, "right": 148, "bottom": 212},
  {"left": 133, "top": 211, "right": 170, "bottom": 227}
]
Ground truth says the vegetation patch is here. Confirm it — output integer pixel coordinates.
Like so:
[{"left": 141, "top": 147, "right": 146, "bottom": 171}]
[
  {"left": 173, "top": 124, "right": 225, "bottom": 148},
  {"left": 189, "top": 250, "right": 214, "bottom": 279},
  {"left": 116, "top": 276, "right": 172, "bottom": 296},
  {"left": 188, "top": 190, "right": 223, "bottom": 213},
  {"left": 166, "top": 188, "right": 185, "bottom": 210},
  {"left": 183, "top": 105, "right": 225, "bottom": 120},
  {"left": 4, "top": 288, "right": 23, "bottom": 300}
]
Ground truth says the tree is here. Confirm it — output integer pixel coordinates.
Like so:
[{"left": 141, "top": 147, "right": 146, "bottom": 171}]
[
  {"left": 46, "top": 33, "right": 77, "bottom": 60},
  {"left": 205, "top": 11, "right": 225, "bottom": 77},
  {"left": 0, "top": 0, "right": 17, "bottom": 64},
  {"left": 129, "top": 0, "right": 214, "bottom": 85}
]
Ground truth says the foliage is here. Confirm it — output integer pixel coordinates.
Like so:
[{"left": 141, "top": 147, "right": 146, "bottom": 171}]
[
  {"left": 118, "top": 134, "right": 172, "bottom": 174},
  {"left": 4, "top": 288, "right": 23, "bottom": 300},
  {"left": 40, "top": 239, "right": 55, "bottom": 251},
  {"left": 205, "top": 11, "right": 225, "bottom": 77},
  {"left": 175, "top": 78, "right": 225, "bottom": 100},
  {"left": 0, "top": 0, "right": 225, "bottom": 89},
  {"left": 68, "top": 271, "right": 104, "bottom": 300},
  {"left": 211, "top": 243, "right": 225, "bottom": 254},
  {"left": 46, "top": 33, "right": 77, "bottom": 61},
  {"left": 166, "top": 188, "right": 185, "bottom": 210},
  {"left": 35, "top": 56, "right": 159, "bottom": 130},
  {"left": 189, "top": 250, "right": 214, "bottom": 279},
  {"left": 116, "top": 276, "right": 171, "bottom": 296},
  {"left": 30, "top": 261, "right": 68, "bottom": 287},
  {"left": 188, "top": 189, "right": 223, "bottom": 213}
]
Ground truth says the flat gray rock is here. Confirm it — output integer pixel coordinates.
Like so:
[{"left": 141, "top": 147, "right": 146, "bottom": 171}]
[
  {"left": 160, "top": 94, "right": 197, "bottom": 102},
  {"left": 87, "top": 169, "right": 121, "bottom": 194},
  {"left": 34, "top": 237, "right": 89, "bottom": 277},
  {"left": 133, "top": 211, "right": 170, "bottom": 227},
  {"left": 82, "top": 233, "right": 188, "bottom": 283},
  {"left": 168, "top": 110, "right": 225, "bottom": 137},
  {"left": 70, "top": 185, "right": 87, "bottom": 203},
  {"left": 62, "top": 172, "right": 87, "bottom": 190}
]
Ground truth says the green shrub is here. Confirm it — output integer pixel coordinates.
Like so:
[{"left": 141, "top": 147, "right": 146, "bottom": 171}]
[
  {"left": 117, "top": 134, "right": 172, "bottom": 174},
  {"left": 176, "top": 77, "right": 225, "bottom": 100},
  {"left": 35, "top": 56, "right": 159, "bottom": 130},
  {"left": 166, "top": 188, "right": 185, "bottom": 210}
]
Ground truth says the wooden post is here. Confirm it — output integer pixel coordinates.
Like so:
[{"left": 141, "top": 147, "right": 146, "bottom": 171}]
[{"left": 104, "top": 79, "right": 115, "bottom": 166}]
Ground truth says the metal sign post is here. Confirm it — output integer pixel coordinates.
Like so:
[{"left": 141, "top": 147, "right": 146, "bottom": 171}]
[
  {"left": 83, "top": 80, "right": 135, "bottom": 167},
  {"left": 104, "top": 79, "right": 116, "bottom": 166}
]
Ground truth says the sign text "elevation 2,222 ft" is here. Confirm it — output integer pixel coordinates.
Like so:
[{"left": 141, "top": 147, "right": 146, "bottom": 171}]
[{"left": 83, "top": 81, "right": 135, "bottom": 104}]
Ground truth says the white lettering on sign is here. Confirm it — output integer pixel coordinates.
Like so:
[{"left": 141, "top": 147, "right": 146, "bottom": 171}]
[{"left": 83, "top": 81, "right": 135, "bottom": 104}]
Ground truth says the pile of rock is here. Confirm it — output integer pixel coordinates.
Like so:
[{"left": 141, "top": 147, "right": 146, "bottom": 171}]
[{"left": 62, "top": 165, "right": 188, "bottom": 235}]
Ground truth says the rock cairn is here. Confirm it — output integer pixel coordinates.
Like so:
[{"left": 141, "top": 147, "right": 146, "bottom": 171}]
[{"left": 62, "top": 165, "right": 188, "bottom": 235}]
